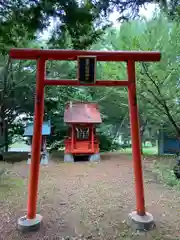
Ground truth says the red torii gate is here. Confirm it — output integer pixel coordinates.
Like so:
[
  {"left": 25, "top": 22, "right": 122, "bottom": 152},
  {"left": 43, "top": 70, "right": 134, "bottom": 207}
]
[{"left": 9, "top": 48, "right": 161, "bottom": 232}]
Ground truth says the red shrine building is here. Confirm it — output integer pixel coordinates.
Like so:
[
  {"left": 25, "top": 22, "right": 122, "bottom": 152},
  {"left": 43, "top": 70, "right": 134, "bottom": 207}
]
[{"left": 64, "top": 102, "right": 102, "bottom": 162}]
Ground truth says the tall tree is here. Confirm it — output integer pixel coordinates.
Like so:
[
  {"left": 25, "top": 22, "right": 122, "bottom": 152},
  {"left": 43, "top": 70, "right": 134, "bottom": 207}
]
[
  {"left": 0, "top": 0, "right": 175, "bottom": 53},
  {"left": 92, "top": 15, "right": 180, "bottom": 142}
]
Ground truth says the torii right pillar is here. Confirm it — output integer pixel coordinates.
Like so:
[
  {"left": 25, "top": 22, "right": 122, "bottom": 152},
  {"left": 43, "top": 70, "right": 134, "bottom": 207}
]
[{"left": 127, "top": 60, "right": 155, "bottom": 231}]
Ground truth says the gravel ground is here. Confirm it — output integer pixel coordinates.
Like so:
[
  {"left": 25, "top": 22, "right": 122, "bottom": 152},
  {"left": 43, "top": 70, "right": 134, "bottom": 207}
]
[{"left": 0, "top": 153, "right": 180, "bottom": 240}]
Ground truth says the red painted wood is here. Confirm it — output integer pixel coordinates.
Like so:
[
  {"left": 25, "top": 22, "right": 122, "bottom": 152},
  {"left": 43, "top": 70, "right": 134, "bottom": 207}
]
[
  {"left": 10, "top": 48, "right": 161, "bottom": 62},
  {"left": 127, "top": 60, "right": 145, "bottom": 216},
  {"left": 64, "top": 124, "right": 99, "bottom": 154},
  {"left": 9, "top": 47, "right": 161, "bottom": 221},
  {"left": 71, "top": 126, "right": 74, "bottom": 150},
  {"left": 27, "top": 58, "right": 45, "bottom": 219},
  {"left": 64, "top": 102, "right": 102, "bottom": 123},
  {"left": 64, "top": 139, "right": 99, "bottom": 154},
  {"left": 44, "top": 79, "right": 129, "bottom": 87},
  {"left": 91, "top": 126, "right": 94, "bottom": 152}
]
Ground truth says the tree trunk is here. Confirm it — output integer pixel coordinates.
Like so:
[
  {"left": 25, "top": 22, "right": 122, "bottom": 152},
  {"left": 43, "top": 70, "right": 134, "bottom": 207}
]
[
  {"left": 0, "top": 102, "right": 5, "bottom": 152},
  {"left": 1, "top": 57, "right": 11, "bottom": 153},
  {"left": 151, "top": 139, "right": 156, "bottom": 147},
  {"left": 163, "top": 103, "right": 180, "bottom": 137},
  {"left": 140, "top": 120, "right": 148, "bottom": 155},
  {"left": 140, "top": 138, "right": 143, "bottom": 154},
  {"left": 142, "top": 63, "right": 180, "bottom": 137},
  {"left": 4, "top": 120, "right": 8, "bottom": 152}
]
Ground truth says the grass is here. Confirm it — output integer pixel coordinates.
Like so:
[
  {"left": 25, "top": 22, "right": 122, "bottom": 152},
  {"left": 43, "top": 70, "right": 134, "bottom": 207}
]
[
  {"left": 142, "top": 146, "right": 158, "bottom": 155},
  {"left": 0, "top": 167, "right": 25, "bottom": 199},
  {"left": 119, "top": 145, "right": 180, "bottom": 189},
  {"left": 0, "top": 155, "right": 178, "bottom": 239},
  {"left": 152, "top": 157, "right": 180, "bottom": 188},
  {"left": 120, "top": 146, "right": 158, "bottom": 155}
]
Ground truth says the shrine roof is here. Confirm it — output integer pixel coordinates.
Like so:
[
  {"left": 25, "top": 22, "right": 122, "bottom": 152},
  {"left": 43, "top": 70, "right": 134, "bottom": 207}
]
[
  {"left": 64, "top": 102, "right": 102, "bottom": 124},
  {"left": 24, "top": 121, "right": 51, "bottom": 136}
]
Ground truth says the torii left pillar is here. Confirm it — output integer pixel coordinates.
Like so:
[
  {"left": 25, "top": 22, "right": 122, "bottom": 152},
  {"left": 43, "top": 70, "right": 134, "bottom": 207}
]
[{"left": 17, "top": 58, "right": 45, "bottom": 231}]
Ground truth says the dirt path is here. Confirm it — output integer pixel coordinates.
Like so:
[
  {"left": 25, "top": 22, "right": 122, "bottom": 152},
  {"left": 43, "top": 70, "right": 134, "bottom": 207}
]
[{"left": 0, "top": 153, "right": 180, "bottom": 240}]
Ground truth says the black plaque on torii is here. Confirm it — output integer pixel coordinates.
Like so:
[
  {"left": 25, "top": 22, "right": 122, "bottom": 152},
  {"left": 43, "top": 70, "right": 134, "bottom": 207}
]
[{"left": 77, "top": 56, "right": 96, "bottom": 84}]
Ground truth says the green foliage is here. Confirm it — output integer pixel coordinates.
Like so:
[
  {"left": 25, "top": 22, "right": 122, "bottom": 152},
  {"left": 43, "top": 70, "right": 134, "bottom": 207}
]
[
  {"left": 99, "top": 134, "right": 113, "bottom": 151},
  {"left": 0, "top": 168, "right": 6, "bottom": 178},
  {"left": 0, "top": 55, "right": 37, "bottom": 151},
  {"left": 152, "top": 159, "right": 180, "bottom": 187},
  {"left": 167, "top": 0, "right": 180, "bottom": 21},
  {"left": 48, "top": 1, "right": 107, "bottom": 49},
  {"left": 0, "top": 0, "right": 107, "bottom": 52},
  {"left": 25, "top": 15, "right": 180, "bottom": 151},
  {"left": 98, "top": 133, "right": 120, "bottom": 152},
  {"left": 88, "top": 0, "right": 168, "bottom": 20},
  {"left": 1, "top": 0, "right": 180, "bottom": 153},
  {"left": 93, "top": 15, "right": 180, "bottom": 140},
  {"left": 0, "top": 0, "right": 177, "bottom": 53}
]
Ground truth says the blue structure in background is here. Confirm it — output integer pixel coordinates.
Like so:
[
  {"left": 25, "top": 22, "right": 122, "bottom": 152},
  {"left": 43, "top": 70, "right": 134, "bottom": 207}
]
[
  {"left": 24, "top": 120, "right": 51, "bottom": 136},
  {"left": 158, "top": 129, "right": 180, "bottom": 155},
  {"left": 24, "top": 121, "right": 51, "bottom": 164}
]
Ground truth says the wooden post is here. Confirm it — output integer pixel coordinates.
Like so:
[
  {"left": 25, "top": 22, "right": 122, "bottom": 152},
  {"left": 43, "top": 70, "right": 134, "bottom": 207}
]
[
  {"left": 27, "top": 58, "right": 45, "bottom": 219},
  {"left": 127, "top": 60, "right": 145, "bottom": 216},
  {"left": 41, "top": 136, "right": 44, "bottom": 152},
  {"left": 91, "top": 125, "right": 94, "bottom": 151},
  {"left": 71, "top": 125, "right": 74, "bottom": 151}
]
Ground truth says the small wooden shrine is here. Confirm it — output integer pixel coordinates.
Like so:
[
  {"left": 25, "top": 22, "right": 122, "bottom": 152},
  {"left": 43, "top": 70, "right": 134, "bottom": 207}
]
[
  {"left": 64, "top": 102, "right": 102, "bottom": 162},
  {"left": 24, "top": 121, "right": 51, "bottom": 165}
]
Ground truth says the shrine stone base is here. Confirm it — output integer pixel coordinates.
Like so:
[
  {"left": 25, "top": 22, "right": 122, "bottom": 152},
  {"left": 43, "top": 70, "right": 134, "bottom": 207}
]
[
  {"left": 27, "top": 152, "right": 49, "bottom": 165},
  {"left": 89, "top": 153, "right": 101, "bottom": 162},
  {"left": 64, "top": 154, "right": 74, "bottom": 162}
]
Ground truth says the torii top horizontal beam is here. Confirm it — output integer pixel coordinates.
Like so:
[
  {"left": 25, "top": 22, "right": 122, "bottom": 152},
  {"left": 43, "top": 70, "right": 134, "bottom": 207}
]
[{"left": 9, "top": 48, "right": 161, "bottom": 62}]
